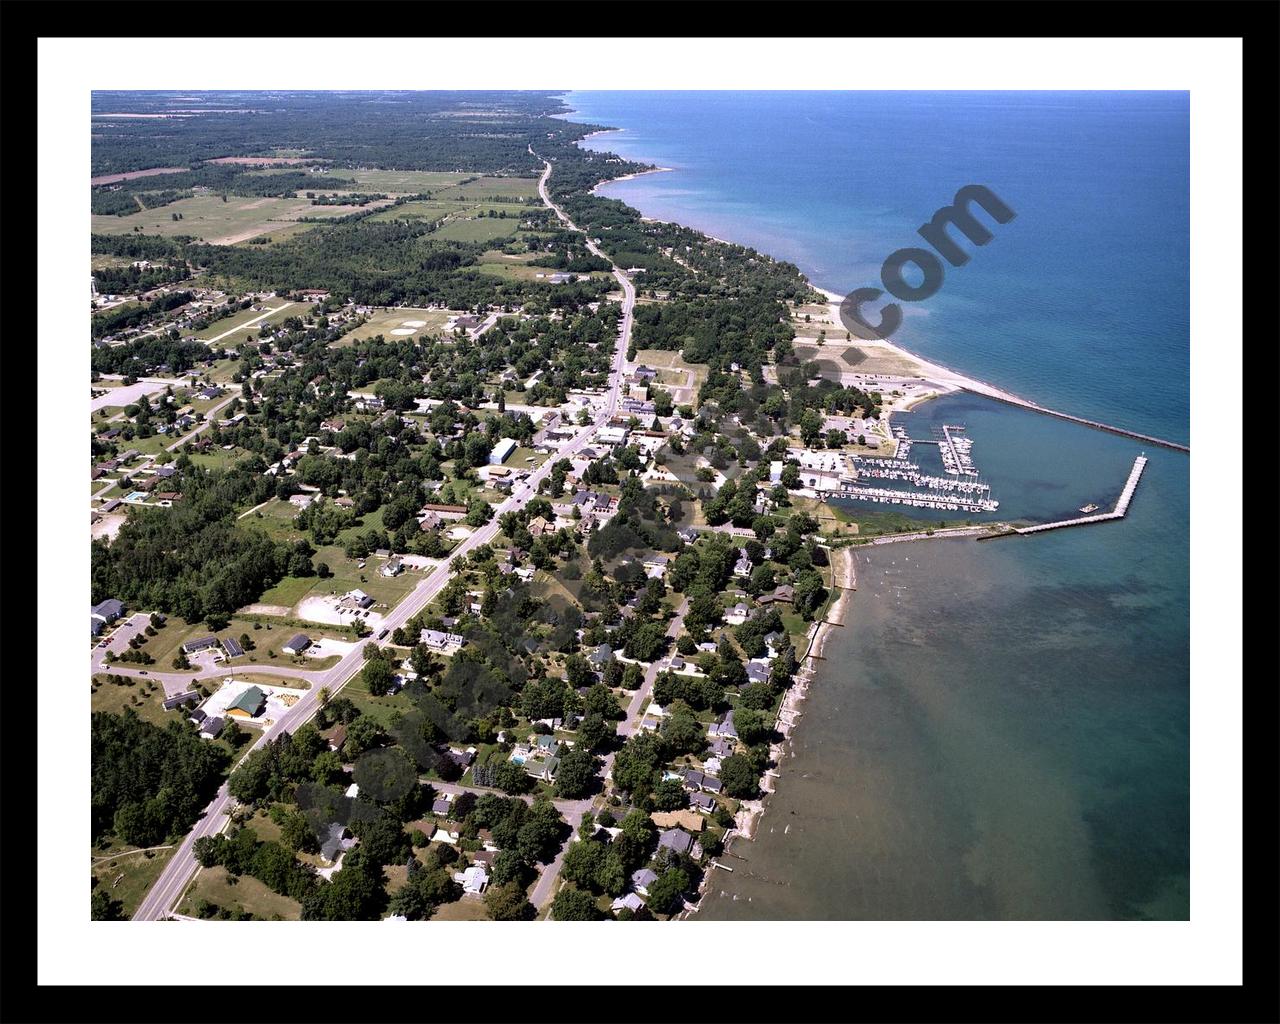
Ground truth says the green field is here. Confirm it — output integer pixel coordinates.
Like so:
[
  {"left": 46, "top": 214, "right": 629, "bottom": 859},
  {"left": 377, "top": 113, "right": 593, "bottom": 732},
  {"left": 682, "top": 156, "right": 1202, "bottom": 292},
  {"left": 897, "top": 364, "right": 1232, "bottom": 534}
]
[
  {"left": 91, "top": 674, "right": 179, "bottom": 726},
  {"left": 433, "top": 216, "right": 524, "bottom": 244},
  {"left": 92, "top": 843, "right": 178, "bottom": 919},
  {"left": 435, "top": 176, "right": 540, "bottom": 201},
  {"left": 178, "top": 865, "right": 301, "bottom": 920},
  {"left": 91, "top": 193, "right": 326, "bottom": 244},
  {"left": 335, "top": 306, "right": 456, "bottom": 346},
  {"left": 343, "top": 169, "right": 472, "bottom": 193},
  {"left": 192, "top": 301, "right": 297, "bottom": 341},
  {"left": 365, "top": 200, "right": 455, "bottom": 225}
]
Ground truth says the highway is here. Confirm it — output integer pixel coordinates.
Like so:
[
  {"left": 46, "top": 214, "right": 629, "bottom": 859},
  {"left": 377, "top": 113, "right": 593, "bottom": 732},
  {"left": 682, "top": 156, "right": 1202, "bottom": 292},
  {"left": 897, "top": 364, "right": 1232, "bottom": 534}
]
[{"left": 132, "top": 154, "right": 638, "bottom": 921}]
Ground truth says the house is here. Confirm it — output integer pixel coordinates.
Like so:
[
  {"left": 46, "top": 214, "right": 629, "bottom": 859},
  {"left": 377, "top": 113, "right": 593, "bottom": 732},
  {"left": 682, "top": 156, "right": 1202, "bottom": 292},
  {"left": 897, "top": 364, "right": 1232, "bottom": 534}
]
[
  {"left": 418, "top": 511, "right": 443, "bottom": 532},
  {"left": 631, "top": 868, "right": 659, "bottom": 895},
  {"left": 709, "top": 710, "right": 738, "bottom": 740},
  {"left": 734, "top": 553, "right": 754, "bottom": 578},
  {"left": 188, "top": 708, "right": 208, "bottom": 726},
  {"left": 643, "top": 554, "right": 670, "bottom": 578},
  {"left": 632, "top": 365, "right": 658, "bottom": 382},
  {"left": 689, "top": 791, "right": 718, "bottom": 813},
  {"left": 453, "top": 865, "right": 489, "bottom": 895},
  {"left": 226, "top": 685, "right": 266, "bottom": 719},
  {"left": 421, "top": 628, "right": 464, "bottom": 652},
  {"left": 320, "top": 823, "right": 355, "bottom": 863},
  {"left": 444, "top": 746, "right": 476, "bottom": 769},
  {"left": 708, "top": 735, "right": 736, "bottom": 758},
  {"left": 345, "top": 782, "right": 360, "bottom": 799},
  {"left": 328, "top": 724, "right": 348, "bottom": 753},
  {"left": 611, "top": 893, "right": 646, "bottom": 914},
  {"left": 676, "top": 527, "right": 699, "bottom": 544},
  {"left": 489, "top": 437, "right": 518, "bottom": 465},
  {"left": 283, "top": 634, "right": 312, "bottom": 655},
  {"left": 181, "top": 635, "right": 220, "bottom": 655},
  {"left": 222, "top": 636, "right": 245, "bottom": 658},
  {"left": 380, "top": 558, "right": 402, "bottom": 578},
  {"left": 745, "top": 660, "right": 771, "bottom": 685},
  {"left": 344, "top": 589, "right": 375, "bottom": 609},
  {"left": 100, "top": 498, "right": 122, "bottom": 513},
  {"left": 657, "top": 827, "right": 695, "bottom": 856},
  {"left": 757, "top": 584, "right": 795, "bottom": 606},
  {"left": 431, "top": 796, "right": 454, "bottom": 816},
  {"left": 587, "top": 644, "right": 614, "bottom": 669},
  {"left": 524, "top": 756, "right": 559, "bottom": 782},
  {"left": 289, "top": 492, "right": 316, "bottom": 510},
  {"left": 153, "top": 466, "right": 177, "bottom": 479},
  {"left": 534, "top": 736, "right": 560, "bottom": 758},
  {"left": 724, "top": 602, "right": 751, "bottom": 626},
  {"left": 199, "top": 716, "right": 225, "bottom": 739},
  {"left": 162, "top": 691, "right": 200, "bottom": 711},
  {"left": 91, "top": 598, "right": 124, "bottom": 625}
]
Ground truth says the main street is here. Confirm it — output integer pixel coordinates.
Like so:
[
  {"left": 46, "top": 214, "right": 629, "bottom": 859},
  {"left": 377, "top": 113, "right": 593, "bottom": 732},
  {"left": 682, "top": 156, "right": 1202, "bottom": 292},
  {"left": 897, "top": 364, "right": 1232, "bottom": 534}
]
[{"left": 133, "top": 155, "right": 638, "bottom": 920}]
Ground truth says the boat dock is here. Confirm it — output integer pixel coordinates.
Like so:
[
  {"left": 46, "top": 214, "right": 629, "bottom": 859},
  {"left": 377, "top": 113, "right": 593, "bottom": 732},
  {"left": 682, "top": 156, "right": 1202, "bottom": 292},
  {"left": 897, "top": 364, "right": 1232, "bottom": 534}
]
[{"left": 1016, "top": 455, "right": 1147, "bottom": 534}]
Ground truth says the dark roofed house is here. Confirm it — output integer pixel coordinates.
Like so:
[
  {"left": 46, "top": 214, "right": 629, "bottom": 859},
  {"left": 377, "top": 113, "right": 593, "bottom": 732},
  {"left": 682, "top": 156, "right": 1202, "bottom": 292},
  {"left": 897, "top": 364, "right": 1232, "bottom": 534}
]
[
  {"left": 709, "top": 709, "right": 737, "bottom": 740},
  {"left": 222, "top": 636, "right": 245, "bottom": 658},
  {"left": 328, "top": 724, "right": 348, "bottom": 753},
  {"left": 689, "top": 791, "right": 717, "bottom": 812},
  {"left": 758, "top": 584, "right": 795, "bottom": 606},
  {"left": 320, "top": 822, "right": 355, "bottom": 863},
  {"left": 199, "top": 716, "right": 225, "bottom": 739},
  {"left": 188, "top": 707, "right": 208, "bottom": 726},
  {"left": 587, "top": 644, "right": 614, "bottom": 669},
  {"left": 658, "top": 828, "right": 695, "bottom": 856},
  {"left": 181, "top": 635, "right": 220, "bottom": 655},
  {"left": 283, "top": 634, "right": 312, "bottom": 655},
  {"left": 163, "top": 691, "right": 200, "bottom": 711},
  {"left": 91, "top": 598, "right": 125, "bottom": 623},
  {"left": 431, "top": 797, "right": 454, "bottom": 816},
  {"left": 631, "top": 867, "right": 659, "bottom": 894}
]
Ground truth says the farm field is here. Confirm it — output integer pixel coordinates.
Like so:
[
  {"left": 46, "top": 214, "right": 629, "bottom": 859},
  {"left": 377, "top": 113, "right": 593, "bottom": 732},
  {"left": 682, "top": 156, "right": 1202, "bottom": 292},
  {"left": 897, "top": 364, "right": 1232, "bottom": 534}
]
[
  {"left": 435, "top": 176, "right": 540, "bottom": 201},
  {"left": 343, "top": 169, "right": 471, "bottom": 193},
  {"left": 365, "top": 200, "right": 455, "bottom": 225},
  {"left": 432, "top": 216, "right": 523, "bottom": 244},
  {"left": 90, "top": 192, "right": 385, "bottom": 245}
]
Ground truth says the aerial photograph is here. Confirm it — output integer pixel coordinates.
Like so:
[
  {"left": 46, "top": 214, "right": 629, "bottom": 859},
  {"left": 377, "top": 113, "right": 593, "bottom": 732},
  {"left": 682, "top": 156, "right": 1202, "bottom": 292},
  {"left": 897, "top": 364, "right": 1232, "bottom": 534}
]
[{"left": 87, "top": 88, "right": 1189, "bottom": 924}]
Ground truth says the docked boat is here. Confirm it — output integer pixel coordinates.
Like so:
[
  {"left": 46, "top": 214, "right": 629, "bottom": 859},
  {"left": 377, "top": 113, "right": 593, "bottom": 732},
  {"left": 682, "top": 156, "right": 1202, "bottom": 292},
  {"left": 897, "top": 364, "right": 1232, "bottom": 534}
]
[{"left": 1078, "top": 502, "right": 1100, "bottom": 514}]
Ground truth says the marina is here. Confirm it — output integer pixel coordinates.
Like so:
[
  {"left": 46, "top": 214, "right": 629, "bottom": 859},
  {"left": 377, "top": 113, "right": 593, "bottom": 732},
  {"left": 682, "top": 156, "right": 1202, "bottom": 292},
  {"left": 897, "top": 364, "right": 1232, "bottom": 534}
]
[{"left": 827, "top": 422, "right": 1000, "bottom": 514}]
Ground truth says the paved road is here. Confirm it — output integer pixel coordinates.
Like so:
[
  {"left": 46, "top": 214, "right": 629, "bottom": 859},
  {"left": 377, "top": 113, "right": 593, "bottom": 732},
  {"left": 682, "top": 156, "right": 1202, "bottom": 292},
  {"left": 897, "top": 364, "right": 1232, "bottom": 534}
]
[{"left": 133, "top": 156, "right": 637, "bottom": 921}]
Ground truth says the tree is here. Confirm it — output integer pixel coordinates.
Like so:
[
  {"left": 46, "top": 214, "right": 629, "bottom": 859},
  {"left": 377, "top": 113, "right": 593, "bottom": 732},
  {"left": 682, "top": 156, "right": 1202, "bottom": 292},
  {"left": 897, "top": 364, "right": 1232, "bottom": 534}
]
[
  {"left": 551, "top": 885, "right": 604, "bottom": 921},
  {"left": 645, "top": 866, "right": 690, "bottom": 915},
  {"left": 362, "top": 658, "right": 395, "bottom": 697},
  {"left": 484, "top": 881, "right": 536, "bottom": 921},
  {"left": 554, "top": 747, "right": 599, "bottom": 799},
  {"left": 718, "top": 754, "right": 760, "bottom": 799},
  {"left": 91, "top": 887, "right": 123, "bottom": 921}
]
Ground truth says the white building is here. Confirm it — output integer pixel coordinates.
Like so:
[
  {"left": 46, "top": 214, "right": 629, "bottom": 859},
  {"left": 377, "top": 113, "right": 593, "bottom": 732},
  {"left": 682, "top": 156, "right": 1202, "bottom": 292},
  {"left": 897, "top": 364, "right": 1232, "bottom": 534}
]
[{"left": 489, "top": 437, "right": 518, "bottom": 465}]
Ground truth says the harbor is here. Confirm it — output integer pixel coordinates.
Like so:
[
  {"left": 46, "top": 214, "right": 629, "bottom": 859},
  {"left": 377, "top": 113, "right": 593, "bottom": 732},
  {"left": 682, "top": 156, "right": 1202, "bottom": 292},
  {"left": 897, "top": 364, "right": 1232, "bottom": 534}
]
[
  {"left": 823, "top": 422, "right": 1000, "bottom": 514},
  {"left": 1016, "top": 454, "right": 1147, "bottom": 534}
]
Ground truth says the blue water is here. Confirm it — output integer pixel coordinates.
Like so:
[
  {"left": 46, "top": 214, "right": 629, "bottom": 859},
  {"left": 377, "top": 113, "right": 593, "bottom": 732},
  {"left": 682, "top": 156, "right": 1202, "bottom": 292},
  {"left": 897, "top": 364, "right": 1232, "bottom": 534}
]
[
  {"left": 562, "top": 91, "right": 1190, "bottom": 920},
  {"left": 567, "top": 90, "right": 1188, "bottom": 447}
]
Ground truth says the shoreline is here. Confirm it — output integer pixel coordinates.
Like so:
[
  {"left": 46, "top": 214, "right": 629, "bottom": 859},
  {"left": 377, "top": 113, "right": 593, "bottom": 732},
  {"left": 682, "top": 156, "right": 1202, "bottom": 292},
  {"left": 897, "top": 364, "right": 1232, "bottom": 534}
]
[{"left": 681, "top": 546, "right": 856, "bottom": 919}]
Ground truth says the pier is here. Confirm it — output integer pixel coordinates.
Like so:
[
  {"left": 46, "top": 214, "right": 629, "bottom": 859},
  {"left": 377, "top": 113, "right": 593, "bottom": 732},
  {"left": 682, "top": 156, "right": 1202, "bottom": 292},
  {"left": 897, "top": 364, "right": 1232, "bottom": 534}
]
[
  {"left": 1016, "top": 455, "right": 1147, "bottom": 534},
  {"left": 963, "top": 389, "right": 1189, "bottom": 453}
]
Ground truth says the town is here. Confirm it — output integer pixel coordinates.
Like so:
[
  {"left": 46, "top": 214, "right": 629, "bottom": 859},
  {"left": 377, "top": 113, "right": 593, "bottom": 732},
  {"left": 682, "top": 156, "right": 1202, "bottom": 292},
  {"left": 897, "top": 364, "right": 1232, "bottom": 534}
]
[{"left": 89, "top": 91, "right": 997, "bottom": 923}]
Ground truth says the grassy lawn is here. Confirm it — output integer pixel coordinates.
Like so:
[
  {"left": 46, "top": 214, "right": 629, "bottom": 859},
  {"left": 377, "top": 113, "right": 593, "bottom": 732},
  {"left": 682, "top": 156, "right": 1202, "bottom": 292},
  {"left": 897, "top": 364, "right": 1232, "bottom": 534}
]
[
  {"left": 191, "top": 301, "right": 297, "bottom": 341},
  {"left": 344, "top": 169, "right": 471, "bottom": 193},
  {"left": 91, "top": 193, "right": 325, "bottom": 245},
  {"left": 433, "top": 216, "right": 522, "bottom": 244},
  {"left": 431, "top": 897, "right": 489, "bottom": 921},
  {"left": 91, "top": 675, "right": 179, "bottom": 726},
  {"left": 341, "top": 670, "right": 414, "bottom": 728},
  {"left": 92, "top": 842, "right": 178, "bottom": 919},
  {"left": 178, "top": 865, "right": 301, "bottom": 920},
  {"left": 633, "top": 348, "right": 709, "bottom": 397},
  {"left": 335, "top": 307, "right": 457, "bottom": 346},
  {"left": 435, "top": 176, "right": 540, "bottom": 201},
  {"left": 365, "top": 200, "right": 456, "bottom": 225}
]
